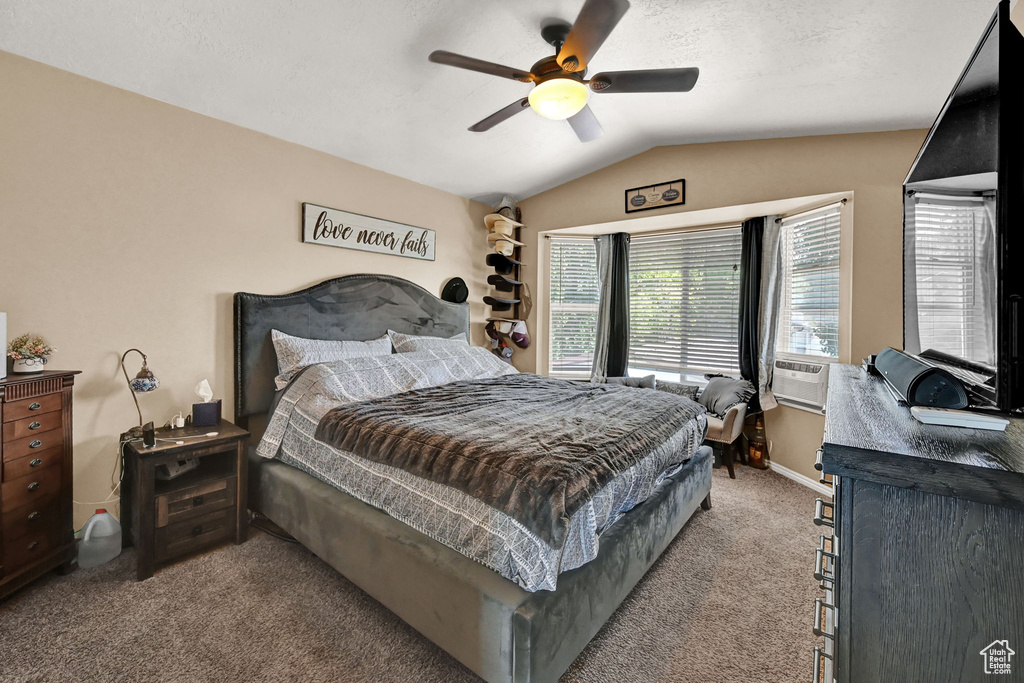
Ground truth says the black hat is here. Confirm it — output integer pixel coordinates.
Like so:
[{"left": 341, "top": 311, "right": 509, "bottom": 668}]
[
  {"left": 483, "top": 295, "right": 520, "bottom": 311},
  {"left": 487, "top": 274, "right": 521, "bottom": 292},
  {"left": 486, "top": 253, "right": 521, "bottom": 275},
  {"left": 441, "top": 277, "right": 469, "bottom": 303}
]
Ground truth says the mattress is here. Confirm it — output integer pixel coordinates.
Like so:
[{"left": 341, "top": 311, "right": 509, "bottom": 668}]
[{"left": 257, "top": 347, "right": 707, "bottom": 592}]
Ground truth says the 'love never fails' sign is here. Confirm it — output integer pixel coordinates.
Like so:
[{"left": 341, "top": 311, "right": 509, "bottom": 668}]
[{"left": 302, "top": 203, "right": 435, "bottom": 261}]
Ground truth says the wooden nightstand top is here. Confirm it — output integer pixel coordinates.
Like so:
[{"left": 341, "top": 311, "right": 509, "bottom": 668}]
[{"left": 125, "top": 420, "right": 248, "bottom": 459}]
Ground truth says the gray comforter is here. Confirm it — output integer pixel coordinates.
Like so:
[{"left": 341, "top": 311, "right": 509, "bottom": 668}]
[{"left": 315, "top": 373, "right": 707, "bottom": 547}]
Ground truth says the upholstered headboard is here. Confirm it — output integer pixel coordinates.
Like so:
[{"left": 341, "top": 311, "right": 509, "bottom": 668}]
[{"left": 234, "top": 274, "right": 470, "bottom": 424}]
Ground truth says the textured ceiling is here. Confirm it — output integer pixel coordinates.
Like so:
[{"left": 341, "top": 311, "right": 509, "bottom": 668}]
[{"left": 0, "top": 0, "right": 1003, "bottom": 200}]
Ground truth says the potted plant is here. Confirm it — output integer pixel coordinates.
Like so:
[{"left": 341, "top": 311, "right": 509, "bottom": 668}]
[{"left": 7, "top": 333, "right": 56, "bottom": 374}]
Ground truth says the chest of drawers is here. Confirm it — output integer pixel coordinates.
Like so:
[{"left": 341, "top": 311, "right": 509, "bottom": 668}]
[{"left": 0, "top": 370, "right": 79, "bottom": 599}]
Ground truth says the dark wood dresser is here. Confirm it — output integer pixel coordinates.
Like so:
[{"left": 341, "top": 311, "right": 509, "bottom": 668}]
[
  {"left": 0, "top": 370, "right": 79, "bottom": 599},
  {"left": 813, "top": 364, "right": 1024, "bottom": 682}
]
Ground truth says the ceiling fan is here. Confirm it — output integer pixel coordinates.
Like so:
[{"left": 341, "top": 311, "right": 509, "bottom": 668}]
[{"left": 428, "top": 0, "right": 699, "bottom": 142}]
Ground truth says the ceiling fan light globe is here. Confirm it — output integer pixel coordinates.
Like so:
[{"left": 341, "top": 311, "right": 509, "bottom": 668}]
[{"left": 527, "top": 78, "right": 589, "bottom": 120}]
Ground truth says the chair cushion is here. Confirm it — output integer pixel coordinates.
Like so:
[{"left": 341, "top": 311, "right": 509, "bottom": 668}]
[
  {"left": 704, "top": 415, "right": 726, "bottom": 442},
  {"left": 605, "top": 375, "right": 656, "bottom": 389},
  {"left": 698, "top": 376, "right": 755, "bottom": 418}
]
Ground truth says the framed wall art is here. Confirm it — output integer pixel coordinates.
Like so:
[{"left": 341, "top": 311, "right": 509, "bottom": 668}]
[
  {"left": 624, "top": 179, "right": 685, "bottom": 214},
  {"left": 302, "top": 203, "right": 436, "bottom": 261}
]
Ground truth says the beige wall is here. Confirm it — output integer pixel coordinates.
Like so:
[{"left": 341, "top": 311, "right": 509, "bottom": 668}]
[
  {"left": 519, "top": 130, "right": 928, "bottom": 480},
  {"left": 0, "top": 52, "right": 490, "bottom": 527}
]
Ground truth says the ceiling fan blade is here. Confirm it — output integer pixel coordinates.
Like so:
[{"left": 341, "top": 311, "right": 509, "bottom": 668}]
[
  {"left": 469, "top": 98, "right": 531, "bottom": 132},
  {"left": 557, "top": 0, "right": 631, "bottom": 73},
  {"left": 589, "top": 67, "right": 699, "bottom": 93},
  {"left": 429, "top": 50, "right": 534, "bottom": 83},
  {"left": 567, "top": 105, "right": 603, "bottom": 142}
]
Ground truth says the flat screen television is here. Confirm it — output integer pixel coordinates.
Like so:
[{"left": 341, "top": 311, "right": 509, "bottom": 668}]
[{"left": 903, "top": 0, "right": 1024, "bottom": 413}]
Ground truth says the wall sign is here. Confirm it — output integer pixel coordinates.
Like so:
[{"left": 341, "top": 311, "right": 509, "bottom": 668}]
[
  {"left": 624, "top": 179, "right": 685, "bottom": 214},
  {"left": 302, "top": 203, "right": 436, "bottom": 261}
]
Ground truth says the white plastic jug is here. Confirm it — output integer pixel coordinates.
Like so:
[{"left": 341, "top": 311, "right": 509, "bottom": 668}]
[{"left": 78, "top": 509, "right": 121, "bottom": 569}]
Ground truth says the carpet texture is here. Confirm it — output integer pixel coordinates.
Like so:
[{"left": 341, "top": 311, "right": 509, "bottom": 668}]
[{"left": 0, "top": 466, "right": 820, "bottom": 683}]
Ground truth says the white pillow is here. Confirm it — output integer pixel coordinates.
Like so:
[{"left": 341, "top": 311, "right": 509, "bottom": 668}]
[
  {"left": 271, "top": 329, "right": 391, "bottom": 388},
  {"left": 388, "top": 329, "right": 468, "bottom": 353}
]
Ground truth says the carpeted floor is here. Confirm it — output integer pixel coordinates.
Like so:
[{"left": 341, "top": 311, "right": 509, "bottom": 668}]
[{"left": 0, "top": 466, "right": 820, "bottom": 683}]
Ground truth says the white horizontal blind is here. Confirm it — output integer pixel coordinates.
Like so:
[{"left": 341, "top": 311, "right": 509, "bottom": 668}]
[
  {"left": 628, "top": 227, "right": 743, "bottom": 377},
  {"left": 548, "top": 237, "right": 599, "bottom": 375},
  {"left": 777, "top": 206, "right": 841, "bottom": 358},
  {"left": 910, "top": 197, "right": 994, "bottom": 363}
]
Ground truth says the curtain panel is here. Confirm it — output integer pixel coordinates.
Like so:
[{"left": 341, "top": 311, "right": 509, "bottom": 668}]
[
  {"left": 757, "top": 215, "right": 783, "bottom": 410},
  {"left": 591, "top": 232, "right": 630, "bottom": 382}
]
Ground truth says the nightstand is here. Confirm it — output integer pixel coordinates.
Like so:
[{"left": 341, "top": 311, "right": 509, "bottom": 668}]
[{"left": 120, "top": 420, "right": 248, "bottom": 580}]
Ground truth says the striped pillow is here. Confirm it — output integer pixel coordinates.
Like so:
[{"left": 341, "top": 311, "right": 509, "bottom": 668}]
[
  {"left": 388, "top": 330, "right": 468, "bottom": 353},
  {"left": 272, "top": 329, "right": 391, "bottom": 389}
]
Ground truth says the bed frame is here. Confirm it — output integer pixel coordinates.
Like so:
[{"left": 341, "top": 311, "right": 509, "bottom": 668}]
[{"left": 234, "top": 274, "right": 713, "bottom": 683}]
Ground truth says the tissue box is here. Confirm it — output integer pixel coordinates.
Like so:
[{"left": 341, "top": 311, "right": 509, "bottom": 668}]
[{"left": 192, "top": 399, "right": 221, "bottom": 427}]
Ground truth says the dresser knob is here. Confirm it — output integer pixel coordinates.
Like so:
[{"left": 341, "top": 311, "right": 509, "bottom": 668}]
[
  {"left": 28, "top": 402, "right": 42, "bottom": 411},
  {"left": 30, "top": 458, "right": 43, "bottom": 467},
  {"left": 27, "top": 541, "right": 39, "bottom": 551},
  {"left": 28, "top": 421, "right": 42, "bottom": 430},
  {"left": 27, "top": 482, "right": 40, "bottom": 492},
  {"left": 27, "top": 511, "right": 40, "bottom": 521},
  {"left": 193, "top": 496, "right": 204, "bottom": 507},
  {"left": 191, "top": 526, "right": 203, "bottom": 537},
  {"left": 29, "top": 440, "right": 42, "bottom": 449}
]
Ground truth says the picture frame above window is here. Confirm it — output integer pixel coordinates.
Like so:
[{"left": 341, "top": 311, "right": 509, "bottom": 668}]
[{"left": 624, "top": 179, "right": 685, "bottom": 214}]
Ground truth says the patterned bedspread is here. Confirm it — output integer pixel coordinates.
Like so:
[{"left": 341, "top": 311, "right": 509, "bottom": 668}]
[{"left": 257, "top": 346, "right": 707, "bottom": 591}]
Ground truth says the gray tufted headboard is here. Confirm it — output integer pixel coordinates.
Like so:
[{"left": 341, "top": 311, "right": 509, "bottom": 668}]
[{"left": 234, "top": 274, "right": 470, "bottom": 425}]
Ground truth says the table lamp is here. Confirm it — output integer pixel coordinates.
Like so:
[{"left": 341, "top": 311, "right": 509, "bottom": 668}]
[{"left": 121, "top": 348, "right": 159, "bottom": 437}]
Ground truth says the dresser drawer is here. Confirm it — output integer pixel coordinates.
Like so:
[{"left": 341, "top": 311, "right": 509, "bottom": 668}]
[
  {"left": 3, "top": 529, "right": 59, "bottom": 573},
  {"left": 3, "top": 393, "right": 62, "bottom": 423},
  {"left": 3, "top": 410, "right": 62, "bottom": 443},
  {"left": 2, "top": 496, "right": 61, "bottom": 543},
  {"left": 3, "top": 446, "right": 62, "bottom": 483},
  {"left": 3, "top": 429, "right": 64, "bottom": 462},
  {"left": 154, "top": 507, "right": 234, "bottom": 563},
  {"left": 156, "top": 476, "right": 236, "bottom": 528},
  {"left": 1, "top": 465, "right": 62, "bottom": 513}
]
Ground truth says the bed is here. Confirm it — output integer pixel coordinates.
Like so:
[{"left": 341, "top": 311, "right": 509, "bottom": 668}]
[{"left": 235, "top": 274, "right": 713, "bottom": 683}]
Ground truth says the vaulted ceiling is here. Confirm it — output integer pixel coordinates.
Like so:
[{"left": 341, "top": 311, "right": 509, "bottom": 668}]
[{"left": 0, "top": 0, "right": 1004, "bottom": 200}]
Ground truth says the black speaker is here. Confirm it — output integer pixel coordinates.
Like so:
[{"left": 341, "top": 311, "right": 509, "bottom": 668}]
[{"left": 875, "top": 347, "right": 969, "bottom": 409}]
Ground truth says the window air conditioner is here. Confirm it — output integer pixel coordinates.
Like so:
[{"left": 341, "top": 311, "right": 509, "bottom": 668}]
[{"left": 772, "top": 353, "right": 831, "bottom": 412}]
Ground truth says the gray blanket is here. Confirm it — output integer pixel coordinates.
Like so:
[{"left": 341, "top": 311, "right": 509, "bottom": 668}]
[{"left": 315, "top": 373, "right": 706, "bottom": 546}]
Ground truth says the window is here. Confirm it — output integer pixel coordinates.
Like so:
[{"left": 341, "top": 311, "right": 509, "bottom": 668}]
[
  {"left": 548, "top": 237, "right": 599, "bottom": 375},
  {"left": 777, "top": 206, "right": 841, "bottom": 358},
  {"left": 628, "top": 227, "right": 743, "bottom": 379},
  {"left": 906, "top": 196, "right": 995, "bottom": 364}
]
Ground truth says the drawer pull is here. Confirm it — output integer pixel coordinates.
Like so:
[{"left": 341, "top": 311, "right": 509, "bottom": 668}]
[
  {"left": 28, "top": 421, "right": 42, "bottom": 430},
  {"left": 27, "top": 511, "right": 41, "bottom": 521},
  {"left": 30, "top": 458, "right": 43, "bottom": 467},
  {"left": 813, "top": 597, "right": 836, "bottom": 639},
  {"left": 27, "top": 541, "right": 39, "bottom": 552},
  {"left": 191, "top": 525, "right": 203, "bottom": 537},
  {"left": 28, "top": 402, "right": 42, "bottom": 411},
  {"left": 193, "top": 496, "right": 204, "bottom": 507},
  {"left": 819, "top": 471, "right": 833, "bottom": 486},
  {"left": 29, "top": 440, "right": 43, "bottom": 449},
  {"left": 813, "top": 498, "right": 835, "bottom": 528},
  {"left": 815, "top": 547, "right": 837, "bottom": 584},
  {"left": 812, "top": 646, "right": 833, "bottom": 683},
  {"left": 814, "top": 448, "right": 824, "bottom": 471},
  {"left": 27, "top": 481, "right": 40, "bottom": 492}
]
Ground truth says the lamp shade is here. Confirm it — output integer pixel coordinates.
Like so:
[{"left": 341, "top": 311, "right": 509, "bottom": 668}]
[
  {"left": 528, "top": 78, "right": 589, "bottom": 120},
  {"left": 129, "top": 364, "right": 159, "bottom": 392}
]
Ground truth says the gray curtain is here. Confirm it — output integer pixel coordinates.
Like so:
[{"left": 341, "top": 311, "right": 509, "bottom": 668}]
[
  {"left": 757, "top": 216, "right": 782, "bottom": 410},
  {"left": 738, "top": 217, "right": 766, "bottom": 398},
  {"left": 591, "top": 233, "right": 630, "bottom": 382}
]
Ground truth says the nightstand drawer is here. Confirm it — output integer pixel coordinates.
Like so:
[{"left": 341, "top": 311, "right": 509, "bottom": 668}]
[
  {"left": 3, "top": 411, "right": 62, "bottom": 444},
  {"left": 3, "top": 497, "right": 61, "bottom": 542},
  {"left": 3, "top": 446, "right": 62, "bottom": 483},
  {"left": 3, "top": 429, "right": 64, "bottom": 462},
  {"left": 156, "top": 476, "right": 236, "bottom": 528},
  {"left": 154, "top": 508, "right": 234, "bottom": 563},
  {"left": 3, "top": 393, "right": 62, "bottom": 423},
  {"left": 4, "top": 529, "right": 58, "bottom": 572},
  {"left": 1, "top": 465, "right": 62, "bottom": 513}
]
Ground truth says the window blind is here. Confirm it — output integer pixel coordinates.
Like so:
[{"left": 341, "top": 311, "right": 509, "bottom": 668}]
[
  {"left": 777, "top": 206, "right": 841, "bottom": 358},
  {"left": 548, "top": 237, "right": 599, "bottom": 375},
  {"left": 628, "top": 227, "right": 743, "bottom": 376},
  {"left": 909, "top": 197, "right": 994, "bottom": 364}
]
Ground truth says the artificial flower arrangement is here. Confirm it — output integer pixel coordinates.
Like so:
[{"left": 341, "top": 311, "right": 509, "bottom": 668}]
[{"left": 7, "top": 333, "right": 56, "bottom": 373}]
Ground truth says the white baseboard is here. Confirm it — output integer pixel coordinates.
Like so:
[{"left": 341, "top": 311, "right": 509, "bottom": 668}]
[{"left": 769, "top": 462, "right": 833, "bottom": 496}]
